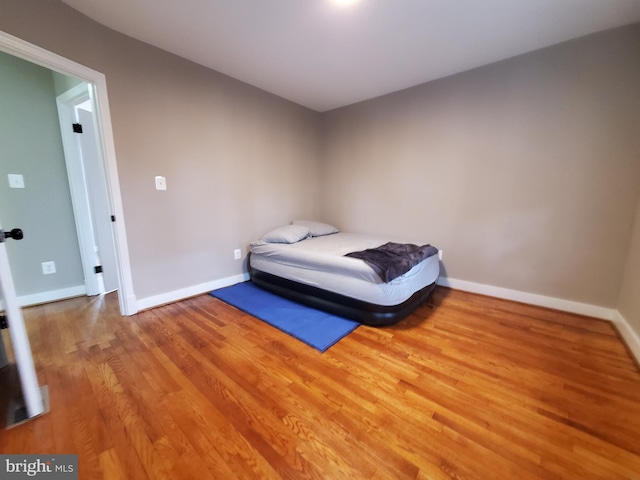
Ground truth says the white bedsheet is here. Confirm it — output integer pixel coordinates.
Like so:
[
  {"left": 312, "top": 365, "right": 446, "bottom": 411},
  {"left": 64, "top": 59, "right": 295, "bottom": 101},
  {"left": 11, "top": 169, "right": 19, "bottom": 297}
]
[{"left": 249, "top": 233, "right": 440, "bottom": 306}]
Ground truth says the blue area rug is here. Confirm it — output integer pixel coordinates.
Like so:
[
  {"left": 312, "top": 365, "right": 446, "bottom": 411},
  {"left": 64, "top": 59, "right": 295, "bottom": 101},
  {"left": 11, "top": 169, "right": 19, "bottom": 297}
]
[{"left": 210, "top": 282, "right": 359, "bottom": 352}]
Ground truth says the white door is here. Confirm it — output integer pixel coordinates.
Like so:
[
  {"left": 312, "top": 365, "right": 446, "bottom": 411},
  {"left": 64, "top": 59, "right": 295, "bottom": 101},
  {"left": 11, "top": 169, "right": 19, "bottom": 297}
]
[
  {"left": 0, "top": 223, "right": 44, "bottom": 419},
  {"left": 76, "top": 107, "right": 119, "bottom": 293},
  {"left": 57, "top": 83, "right": 119, "bottom": 295}
]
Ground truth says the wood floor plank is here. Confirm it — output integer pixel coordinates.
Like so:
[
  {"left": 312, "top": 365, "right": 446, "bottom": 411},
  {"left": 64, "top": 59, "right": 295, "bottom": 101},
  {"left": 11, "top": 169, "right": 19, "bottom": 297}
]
[
  {"left": 98, "top": 448, "right": 127, "bottom": 480},
  {"left": 1, "top": 287, "right": 639, "bottom": 479}
]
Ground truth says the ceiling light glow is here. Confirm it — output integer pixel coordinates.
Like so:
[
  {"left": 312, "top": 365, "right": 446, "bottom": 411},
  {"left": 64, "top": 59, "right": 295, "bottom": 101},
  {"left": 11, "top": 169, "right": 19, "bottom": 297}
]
[{"left": 330, "top": 0, "right": 360, "bottom": 7}]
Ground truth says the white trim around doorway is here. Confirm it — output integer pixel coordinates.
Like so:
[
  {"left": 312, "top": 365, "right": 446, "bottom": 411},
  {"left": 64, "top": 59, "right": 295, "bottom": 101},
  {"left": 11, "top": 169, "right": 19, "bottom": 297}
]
[{"left": 0, "top": 30, "right": 137, "bottom": 315}]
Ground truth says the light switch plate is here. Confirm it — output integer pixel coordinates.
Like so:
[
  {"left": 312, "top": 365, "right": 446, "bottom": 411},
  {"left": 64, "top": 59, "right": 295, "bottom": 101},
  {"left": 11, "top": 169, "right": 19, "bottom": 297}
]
[
  {"left": 8, "top": 174, "right": 25, "bottom": 189},
  {"left": 155, "top": 176, "right": 167, "bottom": 190}
]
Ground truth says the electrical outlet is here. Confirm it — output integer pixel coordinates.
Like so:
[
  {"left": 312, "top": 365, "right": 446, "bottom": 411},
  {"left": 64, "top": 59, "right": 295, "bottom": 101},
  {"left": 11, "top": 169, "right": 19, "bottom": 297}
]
[
  {"left": 42, "top": 261, "right": 56, "bottom": 275},
  {"left": 234, "top": 249, "right": 242, "bottom": 260},
  {"left": 8, "top": 174, "right": 25, "bottom": 189},
  {"left": 438, "top": 250, "right": 443, "bottom": 261},
  {"left": 155, "top": 176, "right": 167, "bottom": 190}
]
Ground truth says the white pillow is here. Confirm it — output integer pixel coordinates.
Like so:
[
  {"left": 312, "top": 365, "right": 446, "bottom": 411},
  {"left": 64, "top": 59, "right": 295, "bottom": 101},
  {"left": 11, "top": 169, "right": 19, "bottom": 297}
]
[
  {"left": 292, "top": 220, "right": 339, "bottom": 237},
  {"left": 261, "top": 224, "right": 310, "bottom": 244}
]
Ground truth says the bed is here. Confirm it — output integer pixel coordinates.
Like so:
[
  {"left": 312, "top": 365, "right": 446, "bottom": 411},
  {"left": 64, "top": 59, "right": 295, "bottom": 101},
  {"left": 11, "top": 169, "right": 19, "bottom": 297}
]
[{"left": 248, "top": 221, "right": 440, "bottom": 326}]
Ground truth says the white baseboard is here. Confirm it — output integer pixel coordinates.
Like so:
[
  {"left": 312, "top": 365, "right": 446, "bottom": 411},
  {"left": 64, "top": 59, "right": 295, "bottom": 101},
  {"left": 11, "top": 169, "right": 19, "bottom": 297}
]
[
  {"left": 0, "top": 285, "right": 87, "bottom": 310},
  {"left": 438, "top": 277, "right": 640, "bottom": 363},
  {"left": 136, "top": 273, "right": 249, "bottom": 311},
  {"left": 438, "top": 277, "right": 616, "bottom": 321},
  {"left": 136, "top": 273, "right": 615, "bottom": 320},
  {"left": 612, "top": 311, "right": 640, "bottom": 364},
  {"left": 132, "top": 273, "right": 640, "bottom": 364}
]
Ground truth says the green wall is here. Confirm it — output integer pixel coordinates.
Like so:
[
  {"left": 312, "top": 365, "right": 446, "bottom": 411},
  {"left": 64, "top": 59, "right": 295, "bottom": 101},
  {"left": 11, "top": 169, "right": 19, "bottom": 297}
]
[{"left": 0, "top": 50, "right": 84, "bottom": 297}]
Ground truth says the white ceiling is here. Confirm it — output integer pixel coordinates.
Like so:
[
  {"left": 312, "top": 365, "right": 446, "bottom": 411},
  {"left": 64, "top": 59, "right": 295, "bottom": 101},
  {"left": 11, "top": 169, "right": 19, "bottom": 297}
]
[{"left": 61, "top": 0, "right": 640, "bottom": 112}]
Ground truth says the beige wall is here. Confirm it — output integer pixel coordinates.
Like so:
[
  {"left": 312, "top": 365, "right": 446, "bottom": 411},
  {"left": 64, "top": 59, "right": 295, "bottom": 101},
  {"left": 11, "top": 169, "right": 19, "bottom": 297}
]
[
  {"left": 1, "top": 1, "right": 638, "bottom": 312},
  {"left": 321, "top": 25, "right": 640, "bottom": 308},
  {"left": 0, "top": 0, "right": 323, "bottom": 299},
  {"left": 618, "top": 197, "right": 640, "bottom": 330}
]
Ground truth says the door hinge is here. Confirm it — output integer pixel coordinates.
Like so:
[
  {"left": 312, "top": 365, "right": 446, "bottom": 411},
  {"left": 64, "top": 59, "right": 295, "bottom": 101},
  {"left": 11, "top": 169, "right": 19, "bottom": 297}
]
[
  {"left": 72, "top": 123, "right": 83, "bottom": 133},
  {"left": 0, "top": 315, "right": 7, "bottom": 329},
  {"left": 110, "top": 215, "right": 116, "bottom": 222},
  {"left": 94, "top": 265, "right": 103, "bottom": 274}
]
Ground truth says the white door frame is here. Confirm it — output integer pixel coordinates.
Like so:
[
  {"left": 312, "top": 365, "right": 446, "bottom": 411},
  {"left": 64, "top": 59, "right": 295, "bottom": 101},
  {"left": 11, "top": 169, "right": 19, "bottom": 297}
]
[{"left": 0, "top": 30, "right": 137, "bottom": 316}]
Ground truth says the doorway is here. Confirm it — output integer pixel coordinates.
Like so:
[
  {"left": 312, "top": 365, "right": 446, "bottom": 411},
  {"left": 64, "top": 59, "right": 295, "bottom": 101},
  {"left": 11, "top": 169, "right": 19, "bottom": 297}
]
[
  {"left": 0, "top": 29, "right": 136, "bottom": 316},
  {"left": 0, "top": 28, "right": 135, "bottom": 423}
]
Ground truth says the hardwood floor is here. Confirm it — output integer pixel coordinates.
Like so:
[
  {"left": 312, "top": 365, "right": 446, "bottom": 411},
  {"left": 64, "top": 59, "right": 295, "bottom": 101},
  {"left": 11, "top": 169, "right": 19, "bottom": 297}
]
[{"left": 1, "top": 287, "right": 639, "bottom": 479}]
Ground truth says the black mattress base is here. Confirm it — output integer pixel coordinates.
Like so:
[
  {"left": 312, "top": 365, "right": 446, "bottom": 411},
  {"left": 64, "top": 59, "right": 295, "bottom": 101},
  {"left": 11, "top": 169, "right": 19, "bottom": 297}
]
[{"left": 249, "top": 265, "right": 437, "bottom": 326}]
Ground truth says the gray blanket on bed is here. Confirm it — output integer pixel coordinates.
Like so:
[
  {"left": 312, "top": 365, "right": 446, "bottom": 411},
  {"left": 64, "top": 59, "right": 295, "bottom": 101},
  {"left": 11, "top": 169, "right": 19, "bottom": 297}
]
[{"left": 345, "top": 242, "right": 439, "bottom": 282}]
